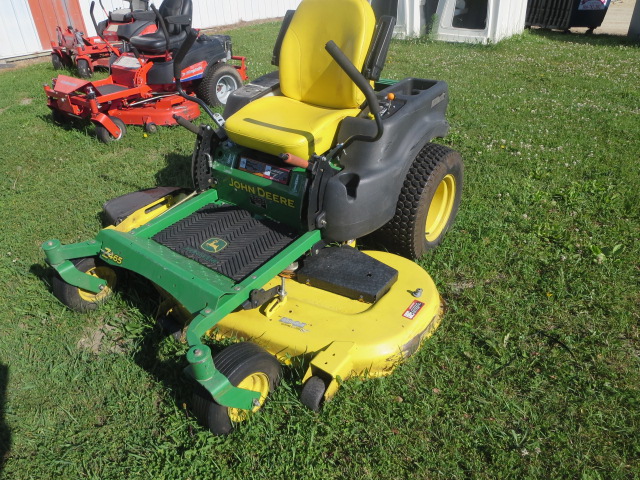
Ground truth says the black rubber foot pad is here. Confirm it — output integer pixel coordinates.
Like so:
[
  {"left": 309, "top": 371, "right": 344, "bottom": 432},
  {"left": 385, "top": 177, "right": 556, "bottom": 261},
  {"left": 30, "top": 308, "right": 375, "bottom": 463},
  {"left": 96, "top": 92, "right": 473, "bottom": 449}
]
[
  {"left": 152, "top": 205, "right": 298, "bottom": 282},
  {"left": 95, "top": 84, "right": 129, "bottom": 96},
  {"left": 297, "top": 247, "right": 398, "bottom": 303}
]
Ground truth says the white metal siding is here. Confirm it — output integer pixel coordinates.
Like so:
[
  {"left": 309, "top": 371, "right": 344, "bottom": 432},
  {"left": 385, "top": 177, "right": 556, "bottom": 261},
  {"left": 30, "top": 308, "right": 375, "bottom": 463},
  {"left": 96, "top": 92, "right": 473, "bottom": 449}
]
[
  {"left": 0, "top": 0, "right": 44, "bottom": 60},
  {"left": 191, "top": 0, "right": 301, "bottom": 29}
]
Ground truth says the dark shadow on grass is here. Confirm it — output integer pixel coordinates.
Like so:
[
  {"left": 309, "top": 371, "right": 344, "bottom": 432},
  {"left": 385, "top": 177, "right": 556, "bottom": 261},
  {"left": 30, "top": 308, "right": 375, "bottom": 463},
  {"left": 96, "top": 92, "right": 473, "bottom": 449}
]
[
  {"left": 92, "top": 152, "right": 193, "bottom": 206},
  {"left": 37, "top": 112, "right": 90, "bottom": 132},
  {"left": 120, "top": 275, "right": 201, "bottom": 412},
  {"left": 528, "top": 27, "right": 638, "bottom": 47},
  {"left": 0, "top": 364, "right": 10, "bottom": 474},
  {"left": 29, "top": 263, "right": 53, "bottom": 295},
  {"left": 155, "top": 152, "right": 193, "bottom": 188}
]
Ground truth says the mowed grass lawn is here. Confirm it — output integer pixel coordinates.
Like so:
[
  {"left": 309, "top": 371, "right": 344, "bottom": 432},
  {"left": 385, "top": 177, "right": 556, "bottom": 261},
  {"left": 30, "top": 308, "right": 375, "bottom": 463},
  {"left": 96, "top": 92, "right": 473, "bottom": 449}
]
[{"left": 0, "top": 22, "right": 638, "bottom": 479}]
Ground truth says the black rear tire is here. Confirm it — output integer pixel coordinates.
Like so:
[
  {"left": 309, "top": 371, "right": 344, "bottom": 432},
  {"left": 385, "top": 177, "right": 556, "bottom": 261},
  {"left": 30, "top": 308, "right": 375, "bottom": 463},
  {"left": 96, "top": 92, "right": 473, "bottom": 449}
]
[
  {"left": 77, "top": 58, "right": 92, "bottom": 78},
  {"left": 371, "top": 142, "right": 463, "bottom": 259},
  {"left": 51, "top": 53, "right": 64, "bottom": 70},
  {"left": 191, "top": 342, "right": 281, "bottom": 435},
  {"left": 196, "top": 63, "right": 242, "bottom": 107}
]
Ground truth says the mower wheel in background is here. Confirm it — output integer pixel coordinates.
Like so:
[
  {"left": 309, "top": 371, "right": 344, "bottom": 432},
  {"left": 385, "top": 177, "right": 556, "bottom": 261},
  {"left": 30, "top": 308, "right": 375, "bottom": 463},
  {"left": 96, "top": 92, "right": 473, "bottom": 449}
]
[
  {"left": 372, "top": 142, "right": 463, "bottom": 260},
  {"left": 300, "top": 376, "right": 327, "bottom": 412},
  {"left": 191, "top": 342, "right": 281, "bottom": 435},
  {"left": 77, "top": 58, "right": 92, "bottom": 79},
  {"left": 52, "top": 257, "right": 117, "bottom": 312},
  {"left": 196, "top": 63, "right": 243, "bottom": 107},
  {"left": 51, "top": 53, "right": 64, "bottom": 70},
  {"left": 96, "top": 117, "right": 126, "bottom": 144}
]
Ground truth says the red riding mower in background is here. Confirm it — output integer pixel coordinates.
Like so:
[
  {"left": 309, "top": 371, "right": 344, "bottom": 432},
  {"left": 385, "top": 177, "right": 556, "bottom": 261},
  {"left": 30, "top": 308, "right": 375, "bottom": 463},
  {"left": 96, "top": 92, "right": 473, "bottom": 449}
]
[
  {"left": 44, "top": 0, "right": 248, "bottom": 143},
  {"left": 51, "top": 0, "right": 157, "bottom": 78}
]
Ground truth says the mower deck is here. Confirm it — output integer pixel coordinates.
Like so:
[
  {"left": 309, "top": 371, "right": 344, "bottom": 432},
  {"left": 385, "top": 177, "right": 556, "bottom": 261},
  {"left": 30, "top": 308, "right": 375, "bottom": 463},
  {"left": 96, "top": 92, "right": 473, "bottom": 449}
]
[
  {"left": 44, "top": 186, "right": 443, "bottom": 405},
  {"left": 209, "top": 250, "right": 443, "bottom": 400}
]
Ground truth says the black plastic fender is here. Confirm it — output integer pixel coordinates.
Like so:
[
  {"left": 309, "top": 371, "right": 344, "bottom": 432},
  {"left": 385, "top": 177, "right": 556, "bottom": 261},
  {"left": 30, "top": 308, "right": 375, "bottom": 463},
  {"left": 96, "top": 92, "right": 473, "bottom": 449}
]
[
  {"left": 146, "top": 35, "right": 231, "bottom": 85},
  {"left": 322, "top": 78, "right": 450, "bottom": 241}
]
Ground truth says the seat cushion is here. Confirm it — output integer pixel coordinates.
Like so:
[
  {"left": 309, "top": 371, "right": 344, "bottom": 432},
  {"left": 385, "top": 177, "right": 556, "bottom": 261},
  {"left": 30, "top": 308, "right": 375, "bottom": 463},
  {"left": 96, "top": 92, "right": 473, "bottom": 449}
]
[
  {"left": 129, "top": 30, "right": 186, "bottom": 54},
  {"left": 225, "top": 96, "right": 360, "bottom": 159}
]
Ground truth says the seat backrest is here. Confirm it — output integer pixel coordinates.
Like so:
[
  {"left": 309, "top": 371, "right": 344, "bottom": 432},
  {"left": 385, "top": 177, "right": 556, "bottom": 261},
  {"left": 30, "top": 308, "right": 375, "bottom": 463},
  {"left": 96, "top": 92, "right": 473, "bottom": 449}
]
[
  {"left": 279, "top": 0, "right": 376, "bottom": 110},
  {"left": 129, "top": 0, "right": 149, "bottom": 11},
  {"left": 159, "top": 0, "right": 192, "bottom": 35}
]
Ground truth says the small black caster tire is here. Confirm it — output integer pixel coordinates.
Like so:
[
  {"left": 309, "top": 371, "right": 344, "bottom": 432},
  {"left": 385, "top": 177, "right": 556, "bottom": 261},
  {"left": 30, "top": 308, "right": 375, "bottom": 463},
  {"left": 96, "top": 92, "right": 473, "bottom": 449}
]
[
  {"left": 51, "top": 109, "right": 69, "bottom": 124},
  {"left": 300, "top": 376, "right": 327, "bottom": 412},
  {"left": 77, "top": 58, "right": 92, "bottom": 78},
  {"left": 96, "top": 116, "right": 126, "bottom": 144},
  {"left": 196, "top": 63, "right": 243, "bottom": 107},
  {"left": 191, "top": 342, "right": 281, "bottom": 435},
  {"left": 52, "top": 257, "right": 117, "bottom": 312},
  {"left": 144, "top": 122, "right": 157, "bottom": 134}
]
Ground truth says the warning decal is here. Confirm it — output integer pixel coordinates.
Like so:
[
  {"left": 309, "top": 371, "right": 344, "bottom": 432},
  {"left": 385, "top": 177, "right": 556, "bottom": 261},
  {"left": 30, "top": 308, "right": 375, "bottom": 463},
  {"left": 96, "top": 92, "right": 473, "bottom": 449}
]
[{"left": 403, "top": 300, "right": 424, "bottom": 319}]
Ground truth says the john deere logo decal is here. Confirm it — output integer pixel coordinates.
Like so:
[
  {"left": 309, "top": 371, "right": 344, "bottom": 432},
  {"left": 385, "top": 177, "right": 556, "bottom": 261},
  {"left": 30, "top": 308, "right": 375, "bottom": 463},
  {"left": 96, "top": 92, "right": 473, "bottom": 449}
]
[{"left": 201, "top": 238, "right": 228, "bottom": 253}]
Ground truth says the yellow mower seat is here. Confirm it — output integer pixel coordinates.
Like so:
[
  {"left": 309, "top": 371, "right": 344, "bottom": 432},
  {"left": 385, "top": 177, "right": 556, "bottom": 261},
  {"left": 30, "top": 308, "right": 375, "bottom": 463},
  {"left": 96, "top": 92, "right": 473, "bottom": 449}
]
[
  {"left": 225, "top": 0, "right": 376, "bottom": 159},
  {"left": 224, "top": 97, "right": 361, "bottom": 159}
]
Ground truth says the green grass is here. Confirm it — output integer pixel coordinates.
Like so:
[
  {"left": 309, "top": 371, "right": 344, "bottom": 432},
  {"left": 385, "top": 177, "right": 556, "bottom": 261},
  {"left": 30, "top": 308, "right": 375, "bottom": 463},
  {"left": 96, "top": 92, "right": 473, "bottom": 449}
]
[{"left": 1, "top": 23, "right": 639, "bottom": 479}]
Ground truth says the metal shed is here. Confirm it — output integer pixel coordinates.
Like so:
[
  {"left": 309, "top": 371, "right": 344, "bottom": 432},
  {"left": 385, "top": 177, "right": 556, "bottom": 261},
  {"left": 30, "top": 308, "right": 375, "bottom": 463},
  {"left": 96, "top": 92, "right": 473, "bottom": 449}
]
[{"left": 371, "top": 0, "right": 529, "bottom": 43}]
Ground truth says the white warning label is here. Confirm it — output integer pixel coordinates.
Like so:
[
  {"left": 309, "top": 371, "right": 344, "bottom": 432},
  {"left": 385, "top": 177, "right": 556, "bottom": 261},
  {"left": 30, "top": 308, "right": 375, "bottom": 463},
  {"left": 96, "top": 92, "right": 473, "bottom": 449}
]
[{"left": 402, "top": 300, "right": 424, "bottom": 319}]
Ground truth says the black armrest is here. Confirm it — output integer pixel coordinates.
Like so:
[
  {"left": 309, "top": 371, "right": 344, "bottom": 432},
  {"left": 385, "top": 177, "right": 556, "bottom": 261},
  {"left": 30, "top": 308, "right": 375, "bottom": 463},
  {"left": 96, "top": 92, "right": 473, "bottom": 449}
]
[
  {"left": 132, "top": 10, "right": 156, "bottom": 21},
  {"left": 165, "top": 15, "right": 192, "bottom": 25}
]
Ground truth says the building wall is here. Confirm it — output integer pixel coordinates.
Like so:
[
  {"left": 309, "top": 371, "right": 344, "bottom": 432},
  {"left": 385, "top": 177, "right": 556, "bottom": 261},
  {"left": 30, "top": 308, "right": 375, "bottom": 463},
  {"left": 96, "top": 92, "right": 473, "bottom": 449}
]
[{"left": 0, "top": 0, "right": 42, "bottom": 60}]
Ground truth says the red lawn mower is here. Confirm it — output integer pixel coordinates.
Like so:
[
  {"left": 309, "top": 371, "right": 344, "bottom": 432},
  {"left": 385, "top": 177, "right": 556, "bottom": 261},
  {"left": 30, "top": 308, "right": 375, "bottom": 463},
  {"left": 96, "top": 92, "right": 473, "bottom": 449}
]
[
  {"left": 45, "top": 0, "right": 247, "bottom": 143},
  {"left": 51, "top": 0, "right": 157, "bottom": 78}
]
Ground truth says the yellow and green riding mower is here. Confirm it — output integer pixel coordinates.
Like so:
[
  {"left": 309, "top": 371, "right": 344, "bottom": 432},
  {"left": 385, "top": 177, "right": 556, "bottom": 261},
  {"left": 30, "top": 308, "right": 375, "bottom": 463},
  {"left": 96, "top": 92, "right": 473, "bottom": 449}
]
[{"left": 43, "top": 0, "right": 463, "bottom": 435}]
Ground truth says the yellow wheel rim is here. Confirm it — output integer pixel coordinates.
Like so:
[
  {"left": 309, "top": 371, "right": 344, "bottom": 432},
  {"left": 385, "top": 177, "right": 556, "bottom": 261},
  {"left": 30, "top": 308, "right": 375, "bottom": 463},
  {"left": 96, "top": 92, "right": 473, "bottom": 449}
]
[
  {"left": 77, "top": 266, "right": 116, "bottom": 302},
  {"left": 228, "top": 373, "right": 270, "bottom": 423},
  {"left": 425, "top": 174, "right": 456, "bottom": 243}
]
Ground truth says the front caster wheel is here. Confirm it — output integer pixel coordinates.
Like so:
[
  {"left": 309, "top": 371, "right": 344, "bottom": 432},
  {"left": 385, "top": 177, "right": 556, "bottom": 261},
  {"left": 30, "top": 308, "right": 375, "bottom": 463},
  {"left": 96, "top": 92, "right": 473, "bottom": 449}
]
[
  {"left": 76, "top": 58, "right": 92, "bottom": 78},
  {"left": 52, "top": 257, "right": 117, "bottom": 312},
  {"left": 96, "top": 116, "right": 126, "bottom": 144},
  {"left": 300, "top": 376, "right": 327, "bottom": 412},
  {"left": 191, "top": 342, "right": 281, "bottom": 435},
  {"left": 373, "top": 142, "right": 463, "bottom": 259}
]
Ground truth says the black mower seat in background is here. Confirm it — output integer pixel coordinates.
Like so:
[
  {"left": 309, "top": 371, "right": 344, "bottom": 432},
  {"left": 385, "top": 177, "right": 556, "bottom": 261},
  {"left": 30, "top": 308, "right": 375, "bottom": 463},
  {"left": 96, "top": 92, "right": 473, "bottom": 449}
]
[
  {"left": 109, "top": 0, "right": 150, "bottom": 22},
  {"left": 129, "top": 0, "right": 193, "bottom": 54},
  {"left": 95, "top": 84, "right": 129, "bottom": 96}
]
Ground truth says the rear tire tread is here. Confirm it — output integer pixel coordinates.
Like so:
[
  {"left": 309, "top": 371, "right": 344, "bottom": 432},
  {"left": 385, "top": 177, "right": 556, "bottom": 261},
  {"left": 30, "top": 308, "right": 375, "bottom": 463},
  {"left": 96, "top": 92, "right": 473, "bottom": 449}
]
[{"left": 371, "top": 142, "right": 463, "bottom": 259}]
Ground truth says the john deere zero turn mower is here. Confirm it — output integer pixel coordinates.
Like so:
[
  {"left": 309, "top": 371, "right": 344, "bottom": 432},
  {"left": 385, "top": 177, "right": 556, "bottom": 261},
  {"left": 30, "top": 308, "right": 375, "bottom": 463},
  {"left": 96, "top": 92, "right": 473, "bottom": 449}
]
[{"left": 42, "top": 0, "right": 463, "bottom": 434}]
